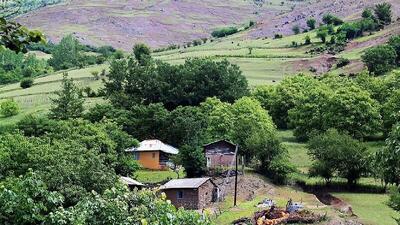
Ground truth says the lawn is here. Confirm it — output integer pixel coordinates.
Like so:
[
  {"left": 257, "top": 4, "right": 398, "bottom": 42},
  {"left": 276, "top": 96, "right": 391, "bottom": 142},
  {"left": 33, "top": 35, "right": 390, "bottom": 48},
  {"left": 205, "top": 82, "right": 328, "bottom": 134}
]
[
  {"left": 135, "top": 169, "right": 186, "bottom": 184},
  {"left": 333, "top": 193, "right": 398, "bottom": 225}
]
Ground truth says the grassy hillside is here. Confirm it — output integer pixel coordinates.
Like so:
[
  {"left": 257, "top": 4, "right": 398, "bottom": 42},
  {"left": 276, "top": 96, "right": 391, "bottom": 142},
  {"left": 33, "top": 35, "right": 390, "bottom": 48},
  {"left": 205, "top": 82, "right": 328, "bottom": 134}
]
[{"left": 15, "top": 0, "right": 310, "bottom": 50}]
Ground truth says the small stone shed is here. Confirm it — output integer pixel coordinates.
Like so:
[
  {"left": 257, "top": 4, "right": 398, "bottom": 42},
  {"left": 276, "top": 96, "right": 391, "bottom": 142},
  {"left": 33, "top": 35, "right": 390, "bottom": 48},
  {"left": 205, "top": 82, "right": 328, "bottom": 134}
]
[
  {"left": 160, "top": 178, "right": 220, "bottom": 210},
  {"left": 120, "top": 176, "right": 144, "bottom": 189},
  {"left": 204, "top": 140, "right": 237, "bottom": 168}
]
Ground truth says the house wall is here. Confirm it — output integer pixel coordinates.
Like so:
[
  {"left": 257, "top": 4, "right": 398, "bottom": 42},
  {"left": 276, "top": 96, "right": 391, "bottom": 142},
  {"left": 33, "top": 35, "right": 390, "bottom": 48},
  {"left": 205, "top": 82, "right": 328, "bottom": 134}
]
[
  {"left": 207, "top": 154, "right": 235, "bottom": 167},
  {"left": 197, "top": 180, "right": 215, "bottom": 209},
  {"left": 137, "top": 151, "right": 160, "bottom": 170},
  {"left": 163, "top": 189, "right": 199, "bottom": 209},
  {"left": 163, "top": 180, "right": 215, "bottom": 210}
]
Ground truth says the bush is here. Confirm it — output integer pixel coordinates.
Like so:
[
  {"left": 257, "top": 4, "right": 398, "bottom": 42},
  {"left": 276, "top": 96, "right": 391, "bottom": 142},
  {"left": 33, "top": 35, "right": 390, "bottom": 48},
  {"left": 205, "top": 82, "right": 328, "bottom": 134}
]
[
  {"left": 0, "top": 99, "right": 19, "bottom": 117},
  {"left": 362, "top": 45, "right": 397, "bottom": 75},
  {"left": 304, "top": 35, "right": 311, "bottom": 45},
  {"left": 322, "top": 14, "right": 343, "bottom": 25},
  {"left": 389, "top": 35, "right": 400, "bottom": 62},
  {"left": 274, "top": 33, "right": 283, "bottom": 39},
  {"left": 374, "top": 2, "right": 392, "bottom": 25},
  {"left": 307, "top": 18, "right": 316, "bottom": 30},
  {"left": 20, "top": 78, "right": 34, "bottom": 89},
  {"left": 292, "top": 25, "right": 301, "bottom": 34},
  {"left": 336, "top": 58, "right": 350, "bottom": 68},
  {"left": 211, "top": 27, "right": 238, "bottom": 38}
]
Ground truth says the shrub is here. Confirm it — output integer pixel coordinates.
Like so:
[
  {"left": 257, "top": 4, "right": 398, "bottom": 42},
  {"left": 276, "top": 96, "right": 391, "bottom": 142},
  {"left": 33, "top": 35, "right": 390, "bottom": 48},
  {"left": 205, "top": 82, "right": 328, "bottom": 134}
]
[
  {"left": 362, "top": 45, "right": 397, "bottom": 75},
  {"left": 211, "top": 27, "right": 238, "bottom": 38},
  {"left": 0, "top": 99, "right": 19, "bottom": 117},
  {"left": 307, "top": 18, "right": 316, "bottom": 30},
  {"left": 336, "top": 58, "right": 350, "bottom": 68},
  {"left": 292, "top": 25, "right": 301, "bottom": 34},
  {"left": 304, "top": 35, "right": 311, "bottom": 45},
  {"left": 374, "top": 2, "right": 392, "bottom": 25},
  {"left": 322, "top": 13, "right": 343, "bottom": 25},
  {"left": 20, "top": 78, "right": 34, "bottom": 89},
  {"left": 389, "top": 35, "right": 400, "bottom": 62},
  {"left": 274, "top": 33, "right": 283, "bottom": 39}
]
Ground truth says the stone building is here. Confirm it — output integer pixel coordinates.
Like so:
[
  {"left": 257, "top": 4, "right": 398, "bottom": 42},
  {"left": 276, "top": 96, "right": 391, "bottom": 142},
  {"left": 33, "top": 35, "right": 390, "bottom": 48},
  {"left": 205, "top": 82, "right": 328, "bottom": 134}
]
[
  {"left": 204, "top": 140, "right": 237, "bottom": 168},
  {"left": 160, "top": 178, "right": 220, "bottom": 210}
]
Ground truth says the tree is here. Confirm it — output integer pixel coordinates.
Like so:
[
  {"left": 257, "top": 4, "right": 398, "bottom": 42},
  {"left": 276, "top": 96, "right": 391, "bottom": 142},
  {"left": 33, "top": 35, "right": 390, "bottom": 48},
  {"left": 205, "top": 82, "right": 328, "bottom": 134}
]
[
  {"left": 382, "top": 90, "right": 400, "bottom": 135},
  {"left": 388, "top": 187, "right": 400, "bottom": 224},
  {"left": 0, "top": 18, "right": 45, "bottom": 53},
  {"left": 362, "top": 8, "right": 375, "bottom": 19},
  {"left": 176, "top": 145, "right": 206, "bottom": 178},
  {"left": 49, "top": 73, "right": 84, "bottom": 120},
  {"left": 0, "top": 99, "right": 19, "bottom": 117},
  {"left": 20, "top": 78, "right": 34, "bottom": 88},
  {"left": 316, "top": 29, "right": 328, "bottom": 43},
  {"left": 133, "top": 43, "right": 151, "bottom": 65},
  {"left": 362, "top": 45, "right": 397, "bottom": 75},
  {"left": 374, "top": 124, "right": 400, "bottom": 186},
  {"left": 308, "top": 129, "right": 369, "bottom": 185},
  {"left": 292, "top": 25, "right": 300, "bottom": 34},
  {"left": 307, "top": 18, "right": 316, "bottom": 30},
  {"left": 0, "top": 171, "right": 64, "bottom": 225},
  {"left": 322, "top": 14, "right": 343, "bottom": 25},
  {"left": 374, "top": 2, "right": 392, "bottom": 25},
  {"left": 304, "top": 35, "right": 311, "bottom": 45},
  {"left": 389, "top": 35, "right": 400, "bottom": 62},
  {"left": 48, "top": 35, "right": 81, "bottom": 70},
  {"left": 104, "top": 57, "right": 248, "bottom": 110}
]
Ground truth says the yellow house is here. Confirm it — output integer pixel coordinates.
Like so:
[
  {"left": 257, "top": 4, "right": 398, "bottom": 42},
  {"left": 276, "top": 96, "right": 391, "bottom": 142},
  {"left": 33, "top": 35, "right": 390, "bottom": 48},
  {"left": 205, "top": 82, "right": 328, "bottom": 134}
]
[{"left": 126, "top": 140, "right": 179, "bottom": 170}]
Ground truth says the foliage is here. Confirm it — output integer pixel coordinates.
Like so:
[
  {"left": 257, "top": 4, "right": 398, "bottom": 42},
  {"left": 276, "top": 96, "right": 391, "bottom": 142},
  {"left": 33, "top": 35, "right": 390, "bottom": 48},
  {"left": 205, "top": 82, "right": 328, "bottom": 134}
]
[
  {"left": 252, "top": 74, "right": 318, "bottom": 129},
  {"left": 0, "top": 18, "right": 45, "bottom": 53},
  {"left": 133, "top": 43, "right": 151, "bottom": 65},
  {"left": 304, "top": 35, "right": 311, "bottom": 45},
  {"left": 0, "top": 171, "right": 64, "bottom": 225},
  {"left": 47, "top": 35, "right": 80, "bottom": 70},
  {"left": 374, "top": 124, "right": 400, "bottom": 186},
  {"left": 388, "top": 187, "right": 400, "bottom": 224},
  {"left": 46, "top": 186, "right": 212, "bottom": 225},
  {"left": 316, "top": 28, "right": 328, "bottom": 43},
  {"left": 292, "top": 25, "right": 300, "bottom": 35},
  {"left": 374, "top": 2, "right": 392, "bottom": 25},
  {"left": 104, "top": 56, "right": 248, "bottom": 110},
  {"left": 308, "top": 129, "right": 370, "bottom": 185},
  {"left": 362, "top": 45, "right": 397, "bottom": 75},
  {"left": 211, "top": 26, "right": 238, "bottom": 38},
  {"left": 381, "top": 90, "right": 400, "bottom": 135},
  {"left": 49, "top": 73, "right": 84, "bottom": 120},
  {"left": 306, "top": 18, "right": 316, "bottom": 30},
  {"left": 336, "top": 58, "right": 350, "bottom": 68},
  {"left": 389, "top": 35, "right": 400, "bottom": 62},
  {"left": 322, "top": 14, "right": 343, "bottom": 25},
  {"left": 20, "top": 77, "right": 34, "bottom": 88},
  {"left": 0, "top": 47, "right": 50, "bottom": 84},
  {"left": 0, "top": 99, "right": 19, "bottom": 117},
  {"left": 176, "top": 145, "right": 206, "bottom": 178}
]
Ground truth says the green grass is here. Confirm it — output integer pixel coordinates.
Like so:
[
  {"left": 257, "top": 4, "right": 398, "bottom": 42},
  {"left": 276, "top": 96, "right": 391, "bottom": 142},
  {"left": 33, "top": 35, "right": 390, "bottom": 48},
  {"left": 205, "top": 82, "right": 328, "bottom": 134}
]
[
  {"left": 135, "top": 169, "right": 186, "bottom": 184},
  {"left": 333, "top": 193, "right": 398, "bottom": 225}
]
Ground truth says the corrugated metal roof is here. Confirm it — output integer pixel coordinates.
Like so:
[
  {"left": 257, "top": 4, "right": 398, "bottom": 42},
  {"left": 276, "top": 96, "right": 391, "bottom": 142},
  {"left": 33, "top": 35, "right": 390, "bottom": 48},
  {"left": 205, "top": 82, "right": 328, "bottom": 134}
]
[
  {"left": 126, "top": 140, "right": 179, "bottom": 155},
  {"left": 160, "top": 178, "right": 211, "bottom": 189},
  {"left": 120, "top": 176, "right": 144, "bottom": 186}
]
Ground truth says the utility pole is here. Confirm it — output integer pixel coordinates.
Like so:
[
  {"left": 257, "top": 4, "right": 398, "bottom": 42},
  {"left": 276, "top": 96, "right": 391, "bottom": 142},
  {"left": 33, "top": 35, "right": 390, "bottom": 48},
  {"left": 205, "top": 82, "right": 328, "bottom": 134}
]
[{"left": 234, "top": 144, "right": 239, "bottom": 207}]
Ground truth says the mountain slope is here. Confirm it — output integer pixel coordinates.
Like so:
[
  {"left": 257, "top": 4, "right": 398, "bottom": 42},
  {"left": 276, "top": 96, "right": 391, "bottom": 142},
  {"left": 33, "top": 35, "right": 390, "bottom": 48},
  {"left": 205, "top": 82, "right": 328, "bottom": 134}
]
[{"left": 15, "top": 0, "right": 308, "bottom": 49}]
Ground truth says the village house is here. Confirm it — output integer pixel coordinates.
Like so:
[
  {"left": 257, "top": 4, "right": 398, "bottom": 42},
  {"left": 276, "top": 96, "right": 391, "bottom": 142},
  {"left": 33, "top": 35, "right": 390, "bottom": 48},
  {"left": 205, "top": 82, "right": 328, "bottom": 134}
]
[
  {"left": 160, "top": 177, "right": 220, "bottom": 210},
  {"left": 120, "top": 176, "right": 144, "bottom": 189},
  {"left": 126, "top": 140, "right": 179, "bottom": 170},
  {"left": 204, "top": 140, "right": 237, "bottom": 168}
]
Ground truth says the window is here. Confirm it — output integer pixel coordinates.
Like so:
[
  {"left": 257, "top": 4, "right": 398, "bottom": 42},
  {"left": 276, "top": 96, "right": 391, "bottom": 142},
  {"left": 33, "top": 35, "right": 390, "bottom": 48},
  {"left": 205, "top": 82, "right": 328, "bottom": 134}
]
[
  {"left": 177, "top": 190, "right": 184, "bottom": 199},
  {"left": 152, "top": 153, "right": 156, "bottom": 158},
  {"left": 133, "top": 152, "right": 140, "bottom": 160}
]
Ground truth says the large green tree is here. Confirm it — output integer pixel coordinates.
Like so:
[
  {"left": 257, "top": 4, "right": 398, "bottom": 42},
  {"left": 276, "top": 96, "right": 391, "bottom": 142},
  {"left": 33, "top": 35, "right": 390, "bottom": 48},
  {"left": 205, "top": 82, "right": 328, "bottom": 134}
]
[
  {"left": 362, "top": 45, "right": 397, "bottom": 75},
  {"left": 49, "top": 73, "right": 84, "bottom": 120},
  {"left": 48, "top": 35, "right": 81, "bottom": 70},
  {"left": 374, "top": 124, "right": 400, "bottom": 186},
  {"left": 308, "top": 129, "right": 370, "bottom": 185},
  {"left": 104, "top": 56, "right": 248, "bottom": 110}
]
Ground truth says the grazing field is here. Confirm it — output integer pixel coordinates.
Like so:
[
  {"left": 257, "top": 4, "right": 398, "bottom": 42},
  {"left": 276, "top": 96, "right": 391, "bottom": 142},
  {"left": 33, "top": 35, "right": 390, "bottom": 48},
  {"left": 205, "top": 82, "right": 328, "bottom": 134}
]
[{"left": 0, "top": 64, "right": 107, "bottom": 125}]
